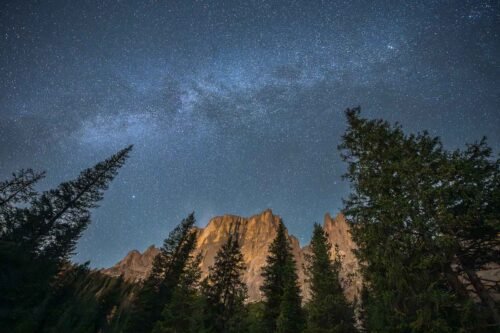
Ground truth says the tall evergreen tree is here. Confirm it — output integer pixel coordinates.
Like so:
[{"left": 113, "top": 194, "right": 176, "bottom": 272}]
[
  {"left": 153, "top": 253, "right": 204, "bottom": 333},
  {"left": 276, "top": 260, "right": 304, "bottom": 333},
  {"left": 339, "top": 107, "right": 496, "bottom": 331},
  {"left": 260, "top": 220, "right": 304, "bottom": 333},
  {"left": 202, "top": 225, "right": 248, "bottom": 333},
  {"left": 124, "top": 212, "right": 199, "bottom": 333},
  {"left": 2, "top": 145, "right": 133, "bottom": 262},
  {"left": 304, "top": 224, "right": 356, "bottom": 333},
  {"left": 0, "top": 145, "right": 132, "bottom": 331}
]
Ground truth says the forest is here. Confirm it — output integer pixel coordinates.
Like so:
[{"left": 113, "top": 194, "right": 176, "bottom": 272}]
[{"left": 1, "top": 109, "right": 498, "bottom": 333}]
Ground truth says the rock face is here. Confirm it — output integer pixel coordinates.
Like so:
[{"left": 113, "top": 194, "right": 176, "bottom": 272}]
[
  {"left": 101, "top": 245, "right": 160, "bottom": 282},
  {"left": 102, "top": 209, "right": 359, "bottom": 302},
  {"left": 323, "top": 213, "right": 362, "bottom": 302},
  {"left": 195, "top": 209, "right": 306, "bottom": 301}
]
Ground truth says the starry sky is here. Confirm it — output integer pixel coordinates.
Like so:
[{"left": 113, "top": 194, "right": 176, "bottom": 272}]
[{"left": 1, "top": 1, "right": 499, "bottom": 268}]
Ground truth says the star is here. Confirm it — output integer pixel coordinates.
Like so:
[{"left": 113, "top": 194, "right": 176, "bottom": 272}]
[{"left": 0, "top": 0, "right": 497, "bottom": 268}]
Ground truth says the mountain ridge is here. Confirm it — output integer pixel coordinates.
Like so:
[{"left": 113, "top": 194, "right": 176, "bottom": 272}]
[{"left": 101, "top": 209, "right": 361, "bottom": 302}]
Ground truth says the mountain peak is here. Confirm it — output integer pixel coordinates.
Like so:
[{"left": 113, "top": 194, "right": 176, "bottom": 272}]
[
  {"left": 102, "top": 245, "right": 159, "bottom": 281},
  {"left": 324, "top": 212, "right": 331, "bottom": 220},
  {"left": 261, "top": 208, "right": 274, "bottom": 216},
  {"left": 102, "top": 210, "right": 359, "bottom": 302}
]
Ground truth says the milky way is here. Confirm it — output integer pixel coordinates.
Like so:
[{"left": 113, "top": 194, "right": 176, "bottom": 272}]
[{"left": 1, "top": 1, "right": 499, "bottom": 267}]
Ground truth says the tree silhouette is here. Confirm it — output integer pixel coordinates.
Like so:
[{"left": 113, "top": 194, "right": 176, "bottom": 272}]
[
  {"left": 0, "top": 145, "right": 132, "bottom": 331},
  {"left": 125, "top": 213, "right": 199, "bottom": 333},
  {"left": 304, "top": 224, "right": 356, "bottom": 333},
  {"left": 202, "top": 222, "right": 248, "bottom": 333},
  {"left": 260, "top": 220, "right": 303, "bottom": 332}
]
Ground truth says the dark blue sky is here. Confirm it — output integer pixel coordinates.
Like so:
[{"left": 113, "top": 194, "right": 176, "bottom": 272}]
[{"left": 1, "top": 0, "right": 499, "bottom": 268}]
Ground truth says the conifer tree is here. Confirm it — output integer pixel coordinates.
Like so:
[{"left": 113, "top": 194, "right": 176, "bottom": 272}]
[
  {"left": 2, "top": 145, "right": 133, "bottom": 262},
  {"left": 0, "top": 145, "right": 132, "bottom": 331},
  {"left": 202, "top": 225, "right": 248, "bottom": 333},
  {"left": 153, "top": 253, "right": 204, "bottom": 333},
  {"left": 125, "top": 213, "right": 199, "bottom": 333},
  {"left": 260, "top": 220, "right": 304, "bottom": 333},
  {"left": 276, "top": 261, "right": 304, "bottom": 333},
  {"left": 339, "top": 107, "right": 496, "bottom": 331},
  {"left": 245, "top": 301, "right": 265, "bottom": 333},
  {"left": 304, "top": 224, "right": 356, "bottom": 333},
  {"left": 0, "top": 168, "right": 45, "bottom": 208}
]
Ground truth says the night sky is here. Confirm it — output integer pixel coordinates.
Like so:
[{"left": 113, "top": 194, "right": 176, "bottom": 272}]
[{"left": 1, "top": 1, "right": 499, "bottom": 268}]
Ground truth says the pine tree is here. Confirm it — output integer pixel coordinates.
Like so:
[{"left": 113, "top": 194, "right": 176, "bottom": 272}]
[
  {"left": 0, "top": 168, "right": 45, "bottom": 208},
  {"left": 339, "top": 107, "right": 495, "bottom": 331},
  {"left": 153, "top": 253, "right": 204, "bottom": 333},
  {"left": 202, "top": 225, "right": 248, "bottom": 333},
  {"left": 304, "top": 224, "right": 356, "bottom": 333},
  {"left": 0, "top": 146, "right": 132, "bottom": 331},
  {"left": 125, "top": 212, "right": 199, "bottom": 333},
  {"left": 276, "top": 261, "right": 304, "bottom": 333},
  {"left": 260, "top": 220, "right": 304, "bottom": 333},
  {"left": 2, "top": 145, "right": 133, "bottom": 262}
]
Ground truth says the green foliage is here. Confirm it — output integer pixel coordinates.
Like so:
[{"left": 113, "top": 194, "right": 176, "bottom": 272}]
[
  {"left": 202, "top": 228, "right": 248, "bottom": 333},
  {"left": 276, "top": 265, "right": 304, "bottom": 333},
  {"left": 304, "top": 224, "right": 356, "bottom": 333},
  {"left": 152, "top": 253, "right": 204, "bottom": 333},
  {"left": 245, "top": 302, "right": 265, "bottom": 333},
  {"left": 260, "top": 220, "right": 304, "bottom": 333},
  {"left": 125, "top": 213, "right": 199, "bottom": 333},
  {"left": 339, "top": 107, "right": 498, "bottom": 331}
]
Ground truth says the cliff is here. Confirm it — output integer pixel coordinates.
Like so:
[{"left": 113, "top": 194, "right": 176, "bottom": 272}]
[{"left": 102, "top": 209, "right": 359, "bottom": 302}]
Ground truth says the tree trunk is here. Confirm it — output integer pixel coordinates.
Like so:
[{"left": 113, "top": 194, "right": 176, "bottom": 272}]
[
  {"left": 463, "top": 268, "right": 500, "bottom": 326},
  {"left": 444, "top": 265, "right": 469, "bottom": 299}
]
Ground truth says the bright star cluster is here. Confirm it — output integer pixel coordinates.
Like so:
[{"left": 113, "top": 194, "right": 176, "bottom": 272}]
[{"left": 0, "top": 0, "right": 498, "bottom": 267}]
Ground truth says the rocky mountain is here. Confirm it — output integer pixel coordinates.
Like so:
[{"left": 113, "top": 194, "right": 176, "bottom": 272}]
[
  {"left": 102, "top": 245, "right": 160, "bottom": 282},
  {"left": 102, "top": 209, "right": 360, "bottom": 302},
  {"left": 323, "top": 212, "right": 362, "bottom": 301}
]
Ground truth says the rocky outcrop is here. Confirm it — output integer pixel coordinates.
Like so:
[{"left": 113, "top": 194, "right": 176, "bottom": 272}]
[
  {"left": 102, "top": 209, "right": 358, "bottom": 302},
  {"left": 194, "top": 209, "right": 306, "bottom": 301},
  {"left": 101, "top": 245, "right": 160, "bottom": 282},
  {"left": 323, "top": 212, "right": 361, "bottom": 302}
]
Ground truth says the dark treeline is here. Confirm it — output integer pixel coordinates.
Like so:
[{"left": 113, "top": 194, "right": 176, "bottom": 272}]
[{"left": 1, "top": 109, "right": 498, "bottom": 332}]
